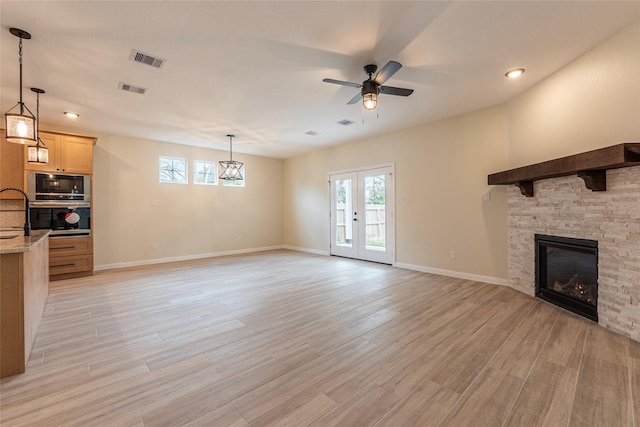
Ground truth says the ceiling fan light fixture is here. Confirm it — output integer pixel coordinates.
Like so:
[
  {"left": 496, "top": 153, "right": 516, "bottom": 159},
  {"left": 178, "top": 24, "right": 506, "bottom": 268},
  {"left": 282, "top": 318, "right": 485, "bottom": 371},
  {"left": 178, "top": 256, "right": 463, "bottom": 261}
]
[
  {"left": 5, "top": 28, "right": 37, "bottom": 145},
  {"left": 363, "top": 92, "right": 377, "bottom": 110}
]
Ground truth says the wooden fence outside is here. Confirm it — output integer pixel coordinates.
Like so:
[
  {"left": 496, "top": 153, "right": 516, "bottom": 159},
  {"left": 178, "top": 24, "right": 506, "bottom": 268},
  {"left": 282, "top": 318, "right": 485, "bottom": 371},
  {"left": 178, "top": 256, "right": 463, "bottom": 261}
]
[{"left": 336, "top": 204, "right": 386, "bottom": 245}]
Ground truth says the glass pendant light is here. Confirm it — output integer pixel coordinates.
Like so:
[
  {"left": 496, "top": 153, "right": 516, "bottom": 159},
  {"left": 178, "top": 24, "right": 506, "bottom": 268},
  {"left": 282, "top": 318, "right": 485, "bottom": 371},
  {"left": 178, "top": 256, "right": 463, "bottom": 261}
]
[
  {"left": 219, "top": 134, "right": 243, "bottom": 181},
  {"left": 27, "top": 88, "right": 49, "bottom": 164},
  {"left": 5, "top": 28, "right": 37, "bottom": 145}
]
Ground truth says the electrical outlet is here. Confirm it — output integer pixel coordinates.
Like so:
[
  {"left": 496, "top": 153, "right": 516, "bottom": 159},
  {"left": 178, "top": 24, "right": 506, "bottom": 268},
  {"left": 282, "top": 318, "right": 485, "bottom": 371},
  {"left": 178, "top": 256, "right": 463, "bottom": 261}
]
[
  {"left": 152, "top": 243, "right": 158, "bottom": 250},
  {"left": 450, "top": 250, "right": 456, "bottom": 260}
]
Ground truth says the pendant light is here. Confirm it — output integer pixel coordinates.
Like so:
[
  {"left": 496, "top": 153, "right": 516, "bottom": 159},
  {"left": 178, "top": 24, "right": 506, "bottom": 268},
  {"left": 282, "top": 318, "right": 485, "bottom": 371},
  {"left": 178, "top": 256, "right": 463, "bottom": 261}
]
[
  {"left": 5, "top": 28, "right": 37, "bottom": 145},
  {"left": 27, "top": 88, "right": 49, "bottom": 164},
  {"left": 219, "top": 134, "right": 243, "bottom": 181}
]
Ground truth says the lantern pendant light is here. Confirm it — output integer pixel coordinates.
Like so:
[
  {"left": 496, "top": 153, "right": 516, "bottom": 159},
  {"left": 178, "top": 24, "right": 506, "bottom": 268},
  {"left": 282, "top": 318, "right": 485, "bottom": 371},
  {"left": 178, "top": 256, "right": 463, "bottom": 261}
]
[
  {"left": 219, "top": 134, "right": 243, "bottom": 181},
  {"left": 5, "top": 28, "right": 37, "bottom": 145},
  {"left": 27, "top": 88, "right": 49, "bottom": 165}
]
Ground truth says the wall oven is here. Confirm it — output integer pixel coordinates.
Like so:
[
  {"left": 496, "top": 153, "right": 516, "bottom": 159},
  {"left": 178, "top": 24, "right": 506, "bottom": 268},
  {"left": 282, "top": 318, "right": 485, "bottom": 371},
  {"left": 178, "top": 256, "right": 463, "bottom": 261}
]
[
  {"left": 29, "top": 203, "right": 91, "bottom": 236},
  {"left": 27, "top": 172, "right": 91, "bottom": 236}
]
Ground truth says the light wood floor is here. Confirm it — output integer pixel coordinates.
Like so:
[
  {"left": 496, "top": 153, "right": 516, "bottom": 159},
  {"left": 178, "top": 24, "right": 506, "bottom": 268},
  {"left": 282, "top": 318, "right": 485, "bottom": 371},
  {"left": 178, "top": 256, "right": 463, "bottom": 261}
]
[{"left": 1, "top": 250, "right": 638, "bottom": 426}]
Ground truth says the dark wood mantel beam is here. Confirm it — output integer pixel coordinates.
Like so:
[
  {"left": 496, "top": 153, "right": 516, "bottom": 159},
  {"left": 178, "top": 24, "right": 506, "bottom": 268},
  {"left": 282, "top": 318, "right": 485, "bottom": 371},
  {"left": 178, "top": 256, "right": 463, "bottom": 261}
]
[{"left": 488, "top": 143, "right": 640, "bottom": 196}]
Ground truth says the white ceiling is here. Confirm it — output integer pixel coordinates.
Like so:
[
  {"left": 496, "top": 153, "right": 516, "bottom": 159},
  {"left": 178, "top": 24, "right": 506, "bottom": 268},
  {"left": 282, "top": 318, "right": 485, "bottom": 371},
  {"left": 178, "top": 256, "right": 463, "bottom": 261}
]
[{"left": 1, "top": 1, "right": 639, "bottom": 159}]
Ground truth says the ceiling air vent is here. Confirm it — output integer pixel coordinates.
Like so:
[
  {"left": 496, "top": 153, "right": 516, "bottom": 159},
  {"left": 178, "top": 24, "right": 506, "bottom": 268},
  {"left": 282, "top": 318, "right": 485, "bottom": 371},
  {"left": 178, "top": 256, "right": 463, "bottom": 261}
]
[
  {"left": 337, "top": 119, "right": 355, "bottom": 126},
  {"left": 118, "top": 82, "right": 148, "bottom": 95},
  {"left": 129, "top": 49, "right": 166, "bottom": 69}
]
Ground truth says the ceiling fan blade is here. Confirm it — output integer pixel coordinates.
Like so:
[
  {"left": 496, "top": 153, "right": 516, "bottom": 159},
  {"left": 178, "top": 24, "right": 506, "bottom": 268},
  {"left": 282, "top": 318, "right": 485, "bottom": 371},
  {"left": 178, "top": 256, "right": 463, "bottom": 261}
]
[
  {"left": 374, "top": 60, "right": 402, "bottom": 85},
  {"left": 322, "top": 78, "right": 362, "bottom": 89},
  {"left": 347, "top": 92, "right": 363, "bottom": 105},
  {"left": 379, "top": 85, "right": 414, "bottom": 96}
]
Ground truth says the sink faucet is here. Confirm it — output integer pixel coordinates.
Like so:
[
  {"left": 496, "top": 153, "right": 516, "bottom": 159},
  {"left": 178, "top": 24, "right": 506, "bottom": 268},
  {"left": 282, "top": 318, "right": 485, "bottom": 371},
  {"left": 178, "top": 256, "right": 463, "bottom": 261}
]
[{"left": 0, "top": 188, "right": 31, "bottom": 236}]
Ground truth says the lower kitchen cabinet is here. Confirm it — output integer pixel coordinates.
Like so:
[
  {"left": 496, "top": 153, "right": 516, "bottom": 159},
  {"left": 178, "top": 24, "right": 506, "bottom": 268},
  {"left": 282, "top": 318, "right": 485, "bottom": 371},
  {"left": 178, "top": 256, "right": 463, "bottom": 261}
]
[{"left": 49, "top": 236, "right": 93, "bottom": 279}]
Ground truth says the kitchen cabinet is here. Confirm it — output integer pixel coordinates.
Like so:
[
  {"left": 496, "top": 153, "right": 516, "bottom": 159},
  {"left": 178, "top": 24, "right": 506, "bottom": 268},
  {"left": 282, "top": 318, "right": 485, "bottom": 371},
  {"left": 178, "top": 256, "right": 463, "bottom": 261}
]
[
  {"left": 24, "top": 132, "right": 94, "bottom": 175},
  {"left": 49, "top": 236, "right": 93, "bottom": 278},
  {"left": 0, "top": 134, "right": 25, "bottom": 198},
  {"left": 0, "top": 231, "right": 49, "bottom": 378}
]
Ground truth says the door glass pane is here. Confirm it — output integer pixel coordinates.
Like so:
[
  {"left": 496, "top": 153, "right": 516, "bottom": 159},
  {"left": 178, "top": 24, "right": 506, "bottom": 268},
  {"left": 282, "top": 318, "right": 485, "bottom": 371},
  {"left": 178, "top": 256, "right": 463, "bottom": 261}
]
[
  {"left": 364, "top": 174, "right": 386, "bottom": 251},
  {"left": 335, "top": 178, "right": 353, "bottom": 247}
]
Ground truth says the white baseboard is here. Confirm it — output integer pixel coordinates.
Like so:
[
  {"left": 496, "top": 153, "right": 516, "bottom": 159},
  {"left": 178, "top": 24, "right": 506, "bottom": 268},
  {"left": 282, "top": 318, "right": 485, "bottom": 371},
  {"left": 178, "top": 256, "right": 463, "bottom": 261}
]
[
  {"left": 95, "top": 248, "right": 507, "bottom": 288},
  {"left": 94, "top": 245, "right": 285, "bottom": 271},
  {"left": 393, "top": 262, "right": 509, "bottom": 286},
  {"left": 281, "top": 245, "right": 330, "bottom": 256}
]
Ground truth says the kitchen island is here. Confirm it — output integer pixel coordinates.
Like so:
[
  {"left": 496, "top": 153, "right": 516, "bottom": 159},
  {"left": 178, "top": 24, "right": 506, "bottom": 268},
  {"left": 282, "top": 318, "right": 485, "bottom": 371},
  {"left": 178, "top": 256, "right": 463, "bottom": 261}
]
[{"left": 0, "top": 229, "right": 50, "bottom": 378}]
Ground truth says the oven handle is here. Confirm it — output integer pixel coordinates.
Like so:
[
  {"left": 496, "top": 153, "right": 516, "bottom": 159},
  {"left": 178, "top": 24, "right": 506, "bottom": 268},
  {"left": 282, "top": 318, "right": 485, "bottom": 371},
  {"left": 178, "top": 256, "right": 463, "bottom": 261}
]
[{"left": 30, "top": 201, "right": 91, "bottom": 208}]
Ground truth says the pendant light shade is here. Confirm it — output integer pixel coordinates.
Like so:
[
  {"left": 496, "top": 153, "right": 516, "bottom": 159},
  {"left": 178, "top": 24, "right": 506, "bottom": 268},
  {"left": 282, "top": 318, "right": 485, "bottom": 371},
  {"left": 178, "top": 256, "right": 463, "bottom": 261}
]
[
  {"left": 219, "top": 134, "right": 243, "bottom": 181},
  {"left": 27, "top": 88, "right": 49, "bottom": 165},
  {"left": 5, "top": 28, "right": 37, "bottom": 145},
  {"left": 27, "top": 142, "right": 49, "bottom": 164}
]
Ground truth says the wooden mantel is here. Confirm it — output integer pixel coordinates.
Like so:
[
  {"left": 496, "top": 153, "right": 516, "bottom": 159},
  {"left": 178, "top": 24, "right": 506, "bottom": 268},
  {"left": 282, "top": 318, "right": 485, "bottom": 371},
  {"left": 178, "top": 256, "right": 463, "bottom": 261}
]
[{"left": 488, "top": 143, "right": 640, "bottom": 197}]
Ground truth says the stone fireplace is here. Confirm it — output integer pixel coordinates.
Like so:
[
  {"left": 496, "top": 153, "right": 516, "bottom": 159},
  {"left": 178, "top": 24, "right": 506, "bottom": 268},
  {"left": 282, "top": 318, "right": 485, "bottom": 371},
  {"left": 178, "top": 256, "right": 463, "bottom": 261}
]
[{"left": 507, "top": 166, "right": 640, "bottom": 342}]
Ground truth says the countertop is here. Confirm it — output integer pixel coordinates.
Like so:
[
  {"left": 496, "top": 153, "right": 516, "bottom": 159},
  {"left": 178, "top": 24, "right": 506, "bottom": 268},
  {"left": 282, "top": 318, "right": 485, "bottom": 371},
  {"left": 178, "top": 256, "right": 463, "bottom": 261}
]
[{"left": 0, "top": 230, "right": 51, "bottom": 254}]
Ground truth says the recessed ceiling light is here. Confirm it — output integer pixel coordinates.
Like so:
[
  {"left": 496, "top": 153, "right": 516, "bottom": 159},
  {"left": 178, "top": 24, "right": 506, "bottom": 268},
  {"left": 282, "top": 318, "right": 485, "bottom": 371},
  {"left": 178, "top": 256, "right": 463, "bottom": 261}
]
[
  {"left": 305, "top": 131, "right": 320, "bottom": 136},
  {"left": 64, "top": 112, "right": 79, "bottom": 118},
  {"left": 337, "top": 119, "right": 355, "bottom": 126},
  {"left": 505, "top": 68, "right": 525, "bottom": 79}
]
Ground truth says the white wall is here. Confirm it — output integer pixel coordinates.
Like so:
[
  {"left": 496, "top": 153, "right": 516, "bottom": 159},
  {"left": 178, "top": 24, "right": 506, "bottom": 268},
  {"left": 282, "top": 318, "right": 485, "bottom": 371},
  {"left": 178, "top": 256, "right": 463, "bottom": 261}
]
[
  {"left": 284, "top": 105, "right": 510, "bottom": 282},
  {"left": 508, "top": 18, "right": 640, "bottom": 167},
  {"left": 92, "top": 133, "right": 283, "bottom": 269}
]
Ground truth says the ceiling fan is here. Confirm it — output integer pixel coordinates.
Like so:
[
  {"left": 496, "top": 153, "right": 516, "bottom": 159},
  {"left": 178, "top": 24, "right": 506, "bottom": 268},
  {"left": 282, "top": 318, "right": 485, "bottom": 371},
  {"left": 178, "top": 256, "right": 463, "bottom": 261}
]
[{"left": 323, "top": 60, "right": 414, "bottom": 110}]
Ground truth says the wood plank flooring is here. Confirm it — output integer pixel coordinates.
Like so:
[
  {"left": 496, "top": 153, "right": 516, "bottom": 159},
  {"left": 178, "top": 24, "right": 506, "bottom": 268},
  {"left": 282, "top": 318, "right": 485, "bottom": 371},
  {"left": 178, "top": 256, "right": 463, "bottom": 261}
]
[{"left": 1, "top": 250, "right": 638, "bottom": 426}]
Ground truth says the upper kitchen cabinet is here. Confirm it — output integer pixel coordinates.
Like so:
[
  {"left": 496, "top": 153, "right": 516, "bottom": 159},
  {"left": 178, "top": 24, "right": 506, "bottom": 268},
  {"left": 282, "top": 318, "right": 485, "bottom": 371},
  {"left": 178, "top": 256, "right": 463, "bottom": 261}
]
[
  {"left": 0, "top": 134, "right": 25, "bottom": 198},
  {"left": 25, "top": 131, "right": 95, "bottom": 175}
]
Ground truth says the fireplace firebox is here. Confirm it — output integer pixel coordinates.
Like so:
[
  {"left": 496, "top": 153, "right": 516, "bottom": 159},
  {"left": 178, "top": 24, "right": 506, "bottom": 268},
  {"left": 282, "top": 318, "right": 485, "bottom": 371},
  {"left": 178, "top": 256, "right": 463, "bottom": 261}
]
[{"left": 535, "top": 234, "right": 598, "bottom": 321}]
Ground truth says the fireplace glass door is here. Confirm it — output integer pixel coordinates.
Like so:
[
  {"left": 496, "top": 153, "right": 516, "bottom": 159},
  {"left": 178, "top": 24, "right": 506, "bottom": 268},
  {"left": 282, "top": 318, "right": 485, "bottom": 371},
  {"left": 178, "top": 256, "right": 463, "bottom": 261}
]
[{"left": 535, "top": 234, "right": 598, "bottom": 321}]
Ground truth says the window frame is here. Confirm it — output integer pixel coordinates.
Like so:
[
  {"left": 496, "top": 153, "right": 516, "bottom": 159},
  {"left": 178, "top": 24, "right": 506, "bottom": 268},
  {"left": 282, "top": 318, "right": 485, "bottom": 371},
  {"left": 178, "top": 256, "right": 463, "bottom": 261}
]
[
  {"left": 159, "top": 156, "right": 188, "bottom": 184},
  {"left": 193, "top": 160, "right": 218, "bottom": 186}
]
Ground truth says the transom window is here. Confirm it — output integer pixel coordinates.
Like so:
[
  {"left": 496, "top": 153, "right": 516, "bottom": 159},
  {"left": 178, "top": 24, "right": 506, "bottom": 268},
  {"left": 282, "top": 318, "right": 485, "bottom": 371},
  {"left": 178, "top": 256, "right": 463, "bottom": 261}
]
[
  {"left": 193, "top": 160, "right": 217, "bottom": 185},
  {"left": 159, "top": 156, "right": 188, "bottom": 184}
]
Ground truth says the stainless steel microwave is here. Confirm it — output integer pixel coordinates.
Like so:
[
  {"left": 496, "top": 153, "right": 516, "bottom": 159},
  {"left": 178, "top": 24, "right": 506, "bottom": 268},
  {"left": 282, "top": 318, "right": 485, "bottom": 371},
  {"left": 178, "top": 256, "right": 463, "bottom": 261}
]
[{"left": 27, "top": 172, "right": 91, "bottom": 202}]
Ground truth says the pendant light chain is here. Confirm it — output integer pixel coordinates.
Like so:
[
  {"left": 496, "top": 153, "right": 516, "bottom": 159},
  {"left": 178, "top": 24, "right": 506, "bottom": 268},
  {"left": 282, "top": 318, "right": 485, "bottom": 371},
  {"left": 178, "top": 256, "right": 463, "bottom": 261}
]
[
  {"left": 35, "top": 87, "right": 39, "bottom": 132},
  {"left": 18, "top": 38, "right": 23, "bottom": 112},
  {"left": 27, "top": 87, "right": 49, "bottom": 164}
]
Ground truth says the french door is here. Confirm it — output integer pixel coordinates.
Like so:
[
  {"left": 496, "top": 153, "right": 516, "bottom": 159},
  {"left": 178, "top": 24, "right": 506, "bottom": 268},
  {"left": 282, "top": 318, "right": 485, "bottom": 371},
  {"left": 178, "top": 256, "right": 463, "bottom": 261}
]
[{"left": 330, "top": 165, "right": 394, "bottom": 264}]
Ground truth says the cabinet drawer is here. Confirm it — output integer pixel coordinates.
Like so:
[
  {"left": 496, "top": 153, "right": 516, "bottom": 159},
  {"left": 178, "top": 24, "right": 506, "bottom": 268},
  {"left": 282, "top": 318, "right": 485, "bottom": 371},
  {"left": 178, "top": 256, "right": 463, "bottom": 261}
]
[
  {"left": 49, "top": 254, "right": 93, "bottom": 275},
  {"left": 49, "top": 237, "right": 93, "bottom": 256}
]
